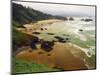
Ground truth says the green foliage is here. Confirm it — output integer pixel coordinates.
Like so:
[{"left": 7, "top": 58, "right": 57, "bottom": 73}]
[
  {"left": 12, "top": 3, "right": 67, "bottom": 25},
  {"left": 12, "top": 58, "right": 60, "bottom": 74},
  {"left": 12, "top": 27, "right": 34, "bottom": 51},
  {"left": 12, "top": 3, "right": 53, "bottom": 25}
]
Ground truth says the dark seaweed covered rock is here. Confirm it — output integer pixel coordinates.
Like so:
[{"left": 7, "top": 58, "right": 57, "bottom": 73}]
[
  {"left": 54, "top": 36, "right": 66, "bottom": 43},
  {"left": 54, "top": 36, "right": 64, "bottom": 40},
  {"left": 30, "top": 36, "right": 39, "bottom": 49},
  {"left": 47, "top": 33, "right": 54, "bottom": 35},
  {"left": 59, "top": 40, "right": 66, "bottom": 43},
  {"left": 81, "top": 18, "right": 93, "bottom": 22},
  {"left": 32, "top": 32, "right": 40, "bottom": 34},
  {"left": 62, "top": 34, "right": 66, "bottom": 36},
  {"left": 32, "top": 36, "right": 39, "bottom": 43},
  {"left": 40, "top": 28, "right": 43, "bottom": 30},
  {"left": 66, "top": 38, "right": 69, "bottom": 40},
  {"left": 41, "top": 41, "right": 54, "bottom": 52},
  {"left": 79, "top": 29, "right": 83, "bottom": 32},
  {"left": 69, "top": 17, "right": 74, "bottom": 21},
  {"left": 66, "top": 37, "right": 71, "bottom": 42},
  {"left": 30, "top": 41, "right": 37, "bottom": 49},
  {"left": 84, "top": 19, "right": 93, "bottom": 22}
]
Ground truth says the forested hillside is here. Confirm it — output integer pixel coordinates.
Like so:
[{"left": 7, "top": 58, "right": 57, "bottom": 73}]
[{"left": 12, "top": 3, "right": 67, "bottom": 26}]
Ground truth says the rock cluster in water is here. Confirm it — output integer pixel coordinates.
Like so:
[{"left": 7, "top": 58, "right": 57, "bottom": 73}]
[
  {"left": 81, "top": 18, "right": 93, "bottom": 22},
  {"left": 30, "top": 36, "right": 55, "bottom": 52},
  {"left": 30, "top": 35, "right": 70, "bottom": 52}
]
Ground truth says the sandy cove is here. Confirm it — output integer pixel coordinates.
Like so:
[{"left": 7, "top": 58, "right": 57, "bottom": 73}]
[
  {"left": 15, "top": 19, "right": 89, "bottom": 70},
  {"left": 16, "top": 42, "right": 88, "bottom": 70}
]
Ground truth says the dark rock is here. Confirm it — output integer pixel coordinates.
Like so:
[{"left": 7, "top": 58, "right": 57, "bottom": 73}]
[
  {"left": 32, "top": 36, "right": 39, "bottom": 43},
  {"left": 84, "top": 18, "right": 93, "bottom": 22},
  {"left": 54, "top": 36, "right": 64, "bottom": 40},
  {"left": 59, "top": 40, "right": 66, "bottom": 43},
  {"left": 47, "top": 33, "right": 54, "bottom": 35},
  {"left": 30, "top": 36, "right": 39, "bottom": 49},
  {"left": 52, "top": 40, "right": 57, "bottom": 42},
  {"left": 54, "top": 36, "right": 68, "bottom": 43},
  {"left": 79, "top": 29, "right": 83, "bottom": 32},
  {"left": 81, "top": 18, "right": 93, "bottom": 22},
  {"left": 66, "top": 38, "right": 71, "bottom": 42},
  {"left": 69, "top": 17, "right": 74, "bottom": 21},
  {"left": 40, "top": 28, "right": 43, "bottom": 30},
  {"left": 62, "top": 34, "right": 66, "bottom": 36},
  {"left": 66, "top": 38, "right": 69, "bottom": 40},
  {"left": 41, "top": 41, "right": 54, "bottom": 52},
  {"left": 39, "top": 39, "right": 44, "bottom": 44},
  {"left": 30, "top": 41, "right": 37, "bottom": 49},
  {"left": 32, "top": 32, "right": 40, "bottom": 34}
]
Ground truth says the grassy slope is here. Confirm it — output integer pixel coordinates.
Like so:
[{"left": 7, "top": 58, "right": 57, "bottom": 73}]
[
  {"left": 12, "top": 26, "right": 34, "bottom": 52},
  {"left": 12, "top": 58, "right": 60, "bottom": 74}
]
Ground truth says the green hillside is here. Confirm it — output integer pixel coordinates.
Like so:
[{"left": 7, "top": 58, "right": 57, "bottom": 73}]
[
  {"left": 12, "top": 3, "right": 53, "bottom": 25},
  {"left": 12, "top": 3, "right": 67, "bottom": 26}
]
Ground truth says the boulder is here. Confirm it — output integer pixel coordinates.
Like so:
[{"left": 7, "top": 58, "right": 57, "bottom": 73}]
[
  {"left": 32, "top": 32, "right": 40, "bottom": 34},
  {"left": 41, "top": 41, "right": 54, "bottom": 52},
  {"left": 69, "top": 17, "right": 74, "bottom": 21}
]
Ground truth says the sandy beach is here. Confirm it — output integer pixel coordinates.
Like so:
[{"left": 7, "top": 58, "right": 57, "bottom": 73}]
[
  {"left": 15, "top": 18, "right": 95, "bottom": 70},
  {"left": 16, "top": 42, "right": 88, "bottom": 70}
]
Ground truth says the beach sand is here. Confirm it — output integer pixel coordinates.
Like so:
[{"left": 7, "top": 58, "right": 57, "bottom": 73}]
[{"left": 16, "top": 42, "right": 88, "bottom": 70}]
